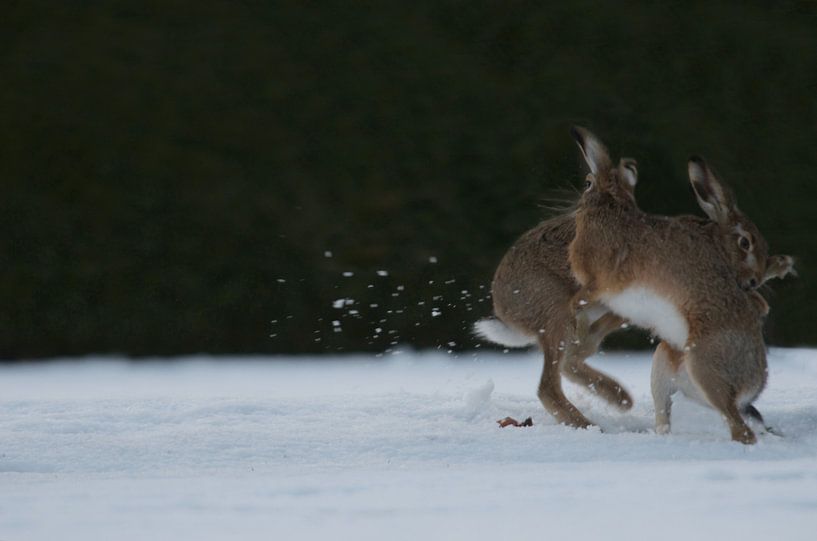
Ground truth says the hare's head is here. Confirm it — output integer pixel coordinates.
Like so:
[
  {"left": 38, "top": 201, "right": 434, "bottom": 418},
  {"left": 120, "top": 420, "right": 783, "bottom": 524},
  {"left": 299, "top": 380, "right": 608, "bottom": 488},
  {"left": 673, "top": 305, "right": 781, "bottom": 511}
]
[
  {"left": 688, "top": 157, "right": 769, "bottom": 290},
  {"left": 570, "top": 126, "right": 638, "bottom": 205}
]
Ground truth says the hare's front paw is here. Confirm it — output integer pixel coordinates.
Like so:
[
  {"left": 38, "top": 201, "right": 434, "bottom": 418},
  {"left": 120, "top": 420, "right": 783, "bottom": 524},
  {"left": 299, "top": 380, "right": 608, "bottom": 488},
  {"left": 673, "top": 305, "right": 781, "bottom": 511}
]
[{"left": 766, "top": 254, "right": 797, "bottom": 281}]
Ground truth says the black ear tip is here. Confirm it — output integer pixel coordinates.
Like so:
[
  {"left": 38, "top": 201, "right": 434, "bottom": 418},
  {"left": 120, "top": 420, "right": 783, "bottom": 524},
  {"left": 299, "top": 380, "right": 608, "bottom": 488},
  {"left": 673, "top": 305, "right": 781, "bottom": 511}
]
[
  {"left": 570, "top": 126, "right": 584, "bottom": 145},
  {"left": 688, "top": 155, "right": 706, "bottom": 166}
]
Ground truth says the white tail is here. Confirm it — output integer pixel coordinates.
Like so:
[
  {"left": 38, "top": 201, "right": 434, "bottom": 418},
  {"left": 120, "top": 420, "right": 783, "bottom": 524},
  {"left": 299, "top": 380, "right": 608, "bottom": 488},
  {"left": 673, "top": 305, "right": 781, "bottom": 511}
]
[{"left": 473, "top": 318, "right": 536, "bottom": 348}]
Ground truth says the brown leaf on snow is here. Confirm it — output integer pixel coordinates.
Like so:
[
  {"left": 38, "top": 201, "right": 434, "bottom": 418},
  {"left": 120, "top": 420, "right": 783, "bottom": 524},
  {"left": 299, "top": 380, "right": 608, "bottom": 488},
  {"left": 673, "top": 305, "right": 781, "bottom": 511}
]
[{"left": 497, "top": 416, "right": 533, "bottom": 428}]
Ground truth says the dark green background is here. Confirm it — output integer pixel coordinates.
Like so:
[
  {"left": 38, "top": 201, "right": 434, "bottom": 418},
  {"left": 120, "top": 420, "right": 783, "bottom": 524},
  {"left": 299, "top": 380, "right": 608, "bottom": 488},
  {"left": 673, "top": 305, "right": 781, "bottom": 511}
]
[{"left": 2, "top": 1, "right": 814, "bottom": 359}]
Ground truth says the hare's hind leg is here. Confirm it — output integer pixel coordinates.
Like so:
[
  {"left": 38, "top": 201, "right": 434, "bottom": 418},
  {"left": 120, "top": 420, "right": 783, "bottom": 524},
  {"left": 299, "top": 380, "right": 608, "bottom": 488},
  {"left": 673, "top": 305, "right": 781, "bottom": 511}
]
[
  {"left": 562, "top": 311, "right": 633, "bottom": 410},
  {"left": 537, "top": 334, "right": 594, "bottom": 429},
  {"left": 742, "top": 404, "right": 765, "bottom": 425},
  {"left": 651, "top": 342, "right": 681, "bottom": 435},
  {"left": 721, "top": 400, "right": 757, "bottom": 444},
  {"left": 687, "top": 356, "right": 757, "bottom": 444}
]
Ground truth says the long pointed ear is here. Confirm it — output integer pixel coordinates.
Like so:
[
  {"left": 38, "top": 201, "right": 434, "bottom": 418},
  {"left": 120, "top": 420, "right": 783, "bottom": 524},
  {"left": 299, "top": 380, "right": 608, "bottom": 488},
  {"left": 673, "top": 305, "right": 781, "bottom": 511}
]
[
  {"left": 571, "top": 126, "right": 612, "bottom": 175},
  {"left": 619, "top": 158, "right": 638, "bottom": 188},
  {"left": 688, "top": 156, "right": 735, "bottom": 223}
]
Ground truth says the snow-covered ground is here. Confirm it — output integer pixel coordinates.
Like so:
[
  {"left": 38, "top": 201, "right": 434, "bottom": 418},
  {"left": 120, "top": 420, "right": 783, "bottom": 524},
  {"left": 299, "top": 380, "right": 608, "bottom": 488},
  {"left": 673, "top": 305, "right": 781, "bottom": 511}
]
[{"left": 2, "top": 348, "right": 817, "bottom": 540}]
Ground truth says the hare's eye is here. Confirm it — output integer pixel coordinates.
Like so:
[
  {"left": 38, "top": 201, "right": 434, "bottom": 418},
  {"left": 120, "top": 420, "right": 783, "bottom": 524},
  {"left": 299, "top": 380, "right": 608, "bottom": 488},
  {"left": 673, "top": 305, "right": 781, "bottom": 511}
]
[
  {"left": 584, "top": 180, "right": 592, "bottom": 189},
  {"left": 739, "top": 236, "right": 751, "bottom": 251}
]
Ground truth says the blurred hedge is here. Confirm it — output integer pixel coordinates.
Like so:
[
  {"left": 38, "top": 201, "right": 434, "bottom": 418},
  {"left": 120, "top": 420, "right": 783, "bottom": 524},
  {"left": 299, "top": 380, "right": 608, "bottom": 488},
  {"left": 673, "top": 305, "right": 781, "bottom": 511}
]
[{"left": 1, "top": 1, "right": 815, "bottom": 359}]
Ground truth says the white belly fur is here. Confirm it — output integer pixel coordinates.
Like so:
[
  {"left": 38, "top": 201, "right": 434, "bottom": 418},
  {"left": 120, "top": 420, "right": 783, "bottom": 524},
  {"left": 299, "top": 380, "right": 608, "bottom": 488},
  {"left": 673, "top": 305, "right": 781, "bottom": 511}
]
[{"left": 600, "top": 286, "right": 688, "bottom": 350}]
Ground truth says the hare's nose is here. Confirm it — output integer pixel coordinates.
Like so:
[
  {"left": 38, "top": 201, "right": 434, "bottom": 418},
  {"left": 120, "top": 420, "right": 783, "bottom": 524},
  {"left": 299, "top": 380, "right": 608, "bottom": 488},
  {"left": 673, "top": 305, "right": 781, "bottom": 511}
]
[{"left": 747, "top": 278, "right": 758, "bottom": 289}]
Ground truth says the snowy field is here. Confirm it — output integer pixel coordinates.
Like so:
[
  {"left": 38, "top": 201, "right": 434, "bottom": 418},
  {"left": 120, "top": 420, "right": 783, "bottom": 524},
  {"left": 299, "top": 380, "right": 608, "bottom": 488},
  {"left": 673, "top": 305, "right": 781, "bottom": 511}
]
[{"left": 2, "top": 349, "right": 817, "bottom": 541}]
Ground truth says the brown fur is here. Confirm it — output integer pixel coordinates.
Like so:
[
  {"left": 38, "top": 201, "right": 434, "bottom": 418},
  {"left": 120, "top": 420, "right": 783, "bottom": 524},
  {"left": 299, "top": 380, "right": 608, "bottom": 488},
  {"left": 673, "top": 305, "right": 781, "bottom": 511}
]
[
  {"left": 567, "top": 127, "right": 787, "bottom": 443},
  {"left": 491, "top": 214, "right": 629, "bottom": 428},
  {"left": 486, "top": 164, "right": 793, "bottom": 433}
]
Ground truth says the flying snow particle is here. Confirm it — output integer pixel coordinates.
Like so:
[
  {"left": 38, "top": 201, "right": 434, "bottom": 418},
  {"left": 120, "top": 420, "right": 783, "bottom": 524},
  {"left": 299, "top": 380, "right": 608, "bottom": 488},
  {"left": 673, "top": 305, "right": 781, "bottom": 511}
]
[
  {"left": 431, "top": 308, "right": 441, "bottom": 317},
  {"left": 342, "top": 272, "right": 354, "bottom": 277},
  {"left": 324, "top": 251, "right": 333, "bottom": 258},
  {"left": 429, "top": 256, "right": 438, "bottom": 263},
  {"left": 376, "top": 270, "right": 389, "bottom": 277}
]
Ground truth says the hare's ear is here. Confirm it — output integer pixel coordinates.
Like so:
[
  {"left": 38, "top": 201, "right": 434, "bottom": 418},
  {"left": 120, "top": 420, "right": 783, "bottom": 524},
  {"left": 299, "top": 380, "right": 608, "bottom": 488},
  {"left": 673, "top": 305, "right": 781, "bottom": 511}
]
[
  {"left": 571, "top": 126, "right": 612, "bottom": 175},
  {"left": 619, "top": 158, "right": 638, "bottom": 188},
  {"left": 688, "top": 156, "right": 734, "bottom": 223}
]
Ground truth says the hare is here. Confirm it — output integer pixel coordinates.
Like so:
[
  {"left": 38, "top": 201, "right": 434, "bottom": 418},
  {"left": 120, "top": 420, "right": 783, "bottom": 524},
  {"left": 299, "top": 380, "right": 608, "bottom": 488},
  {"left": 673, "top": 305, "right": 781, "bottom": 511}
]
[
  {"left": 568, "top": 127, "right": 788, "bottom": 443},
  {"left": 477, "top": 133, "right": 794, "bottom": 434},
  {"left": 475, "top": 213, "right": 632, "bottom": 428}
]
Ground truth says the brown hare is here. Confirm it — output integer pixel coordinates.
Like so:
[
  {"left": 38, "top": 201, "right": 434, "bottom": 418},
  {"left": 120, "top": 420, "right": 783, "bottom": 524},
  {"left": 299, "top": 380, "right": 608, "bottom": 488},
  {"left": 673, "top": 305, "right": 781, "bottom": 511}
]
[
  {"left": 476, "top": 132, "right": 794, "bottom": 436},
  {"left": 568, "top": 127, "right": 789, "bottom": 443},
  {"left": 476, "top": 213, "right": 632, "bottom": 428}
]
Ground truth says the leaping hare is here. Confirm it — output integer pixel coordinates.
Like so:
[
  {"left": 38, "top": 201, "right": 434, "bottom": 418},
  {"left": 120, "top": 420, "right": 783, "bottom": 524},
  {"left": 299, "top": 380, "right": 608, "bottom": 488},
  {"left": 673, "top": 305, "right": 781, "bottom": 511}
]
[
  {"left": 568, "top": 127, "right": 789, "bottom": 443},
  {"left": 476, "top": 132, "right": 794, "bottom": 435},
  {"left": 476, "top": 213, "right": 632, "bottom": 428}
]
